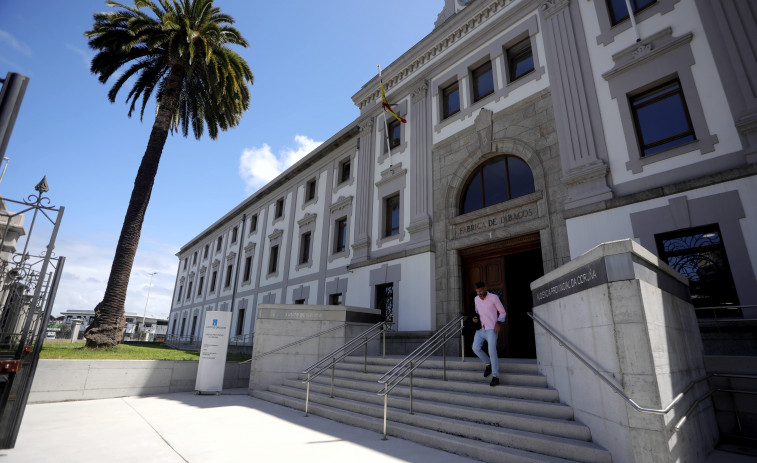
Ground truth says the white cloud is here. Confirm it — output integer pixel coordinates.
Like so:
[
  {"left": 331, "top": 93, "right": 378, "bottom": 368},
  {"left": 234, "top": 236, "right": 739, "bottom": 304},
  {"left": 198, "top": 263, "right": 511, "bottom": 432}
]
[
  {"left": 239, "top": 135, "right": 322, "bottom": 194},
  {"left": 0, "top": 29, "right": 32, "bottom": 56},
  {"left": 65, "top": 43, "right": 90, "bottom": 68}
]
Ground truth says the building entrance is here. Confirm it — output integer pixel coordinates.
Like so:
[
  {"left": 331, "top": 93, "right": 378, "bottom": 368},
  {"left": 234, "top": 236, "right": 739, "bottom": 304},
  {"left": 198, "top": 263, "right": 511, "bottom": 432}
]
[{"left": 460, "top": 233, "right": 543, "bottom": 359}]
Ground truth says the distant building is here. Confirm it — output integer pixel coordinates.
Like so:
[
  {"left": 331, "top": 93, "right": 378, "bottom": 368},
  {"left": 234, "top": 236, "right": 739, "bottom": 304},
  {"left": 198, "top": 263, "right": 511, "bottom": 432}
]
[{"left": 58, "top": 309, "right": 168, "bottom": 342}]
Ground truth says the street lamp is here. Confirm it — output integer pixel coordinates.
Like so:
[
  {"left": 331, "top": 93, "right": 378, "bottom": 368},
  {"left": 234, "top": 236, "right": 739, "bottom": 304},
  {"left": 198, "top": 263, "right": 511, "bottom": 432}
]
[{"left": 141, "top": 272, "right": 157, "bottom": 340}]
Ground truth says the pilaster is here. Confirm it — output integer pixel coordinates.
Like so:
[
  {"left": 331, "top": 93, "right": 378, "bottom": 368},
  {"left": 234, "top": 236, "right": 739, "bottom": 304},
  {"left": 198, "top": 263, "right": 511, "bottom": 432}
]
[
  {"left": 351, "top": 118, "right": 375, "bottom": 263},
  {"left": 408, "top": 81, "right": 434, "bottom": 249}
]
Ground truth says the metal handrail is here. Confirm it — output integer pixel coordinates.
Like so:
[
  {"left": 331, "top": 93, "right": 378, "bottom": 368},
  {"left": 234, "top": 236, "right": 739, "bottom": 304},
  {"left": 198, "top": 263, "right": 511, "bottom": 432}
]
[
  {"left": 239, "top": 323, "right": 350, "bottom": 364},
  {"left": 528, "top": 312, "right": 709, "bottom": 415},
  {"left": 675, "top": 373, "right": 757, "bottom": 433},
  {"left": 302, "top": 321, "right": 389, "bottom": 416},
  {"left": 376, "top": 315, "right": 466, "bottom": 439}
]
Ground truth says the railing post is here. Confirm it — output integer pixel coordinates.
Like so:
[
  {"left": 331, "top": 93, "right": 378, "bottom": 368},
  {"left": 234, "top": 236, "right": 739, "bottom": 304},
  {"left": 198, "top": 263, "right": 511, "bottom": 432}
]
[
  {"left": 305, "top": 373, "right": 311, "bottom": 417},
  {"left": 364, "top": 335, "right": 368, "bottom": 374},
  {"left": 442, "top": 332, "right": 447, "bottom": 382},
  {"left": 382, "top": 383, "right": 389, "bottom": 440},
  {"left": 409, "top": 362, "right": 414, "bottom": 415},
  {"left": 330, "top": 357, "right": 336, "bottom": 398},
  {"left": 460, "top": 318, "right": 465, "bottom": 361},
  {"left": 382, "top": 325, "right": 386, "bottom": 359}
]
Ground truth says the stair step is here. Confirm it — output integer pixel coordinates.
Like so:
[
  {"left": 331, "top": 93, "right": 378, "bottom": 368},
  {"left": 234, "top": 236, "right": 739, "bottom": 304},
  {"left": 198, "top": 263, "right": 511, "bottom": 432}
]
[
  {"left": 266, "top": 385, "right": 610, "bottom": 463},
  {"left": 252, "top": 389, "right": 580, "bottom": 463},
  {"left": 341, "top": 355, "right": 540, "bottom": 375}
]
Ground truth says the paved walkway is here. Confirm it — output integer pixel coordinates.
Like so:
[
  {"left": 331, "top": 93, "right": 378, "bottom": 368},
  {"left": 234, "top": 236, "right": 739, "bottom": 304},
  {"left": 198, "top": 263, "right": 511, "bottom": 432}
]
[{"left": 1, "top": 390, "right": 753, "bottom": 462}]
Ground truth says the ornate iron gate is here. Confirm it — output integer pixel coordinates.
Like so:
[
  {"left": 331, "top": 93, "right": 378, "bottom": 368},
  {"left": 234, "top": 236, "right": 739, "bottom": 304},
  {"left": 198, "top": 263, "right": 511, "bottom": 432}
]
[{"left": 0, "top": 178, "right": 64, "bottom": 448}]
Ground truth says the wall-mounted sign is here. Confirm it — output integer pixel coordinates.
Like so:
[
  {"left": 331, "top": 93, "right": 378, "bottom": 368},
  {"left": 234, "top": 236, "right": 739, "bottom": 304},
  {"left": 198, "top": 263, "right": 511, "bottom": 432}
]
[
  {"left": 452, "top": 205, "right": 536, "bottom": 240},
  {"left": 532, "top": 258, "right": 608, "bottom": 305}
]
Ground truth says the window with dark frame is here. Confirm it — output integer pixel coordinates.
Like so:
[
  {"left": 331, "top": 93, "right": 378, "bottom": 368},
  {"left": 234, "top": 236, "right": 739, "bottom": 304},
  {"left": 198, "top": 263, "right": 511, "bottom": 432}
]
[
  {"left": 191, "top": 315, "right": 197, "bottom": 337},
  {"left": 630, "top": 78, "right": 695, "bottom": 157},
  {"left": 197, "top": 276, "right": 204, "bottom": 295},
  {"left": 192, "top": 252, "right": 197, "bottom": 265},
  {"left": 471, "top": 60, "right": 494, "bottom": 102},
  {"left": 607, "top": 0, "right": 656, "bottom": 25},
  {"left": 460, "top": 155, "right": 535, "bottom": 214},
  {"left": 243, "top": 256, "right": 252, "bottom": 282},
  {"left": 334, "top": 218, "right": 347, "bottom": 253},
  {"left": 177, "top": 285, "right": 183, "bottom": 302},
  {"left": 655, "top": 225, "right": 741, "bottom": 316},
  {"left": 269, "top": 245, "right": 279, "bottom": 274},
  {"left": 441, "top": 81, "right": 460, "bottom": 119},
  {"left": 306, "top": 179, "right": 316, "bottom": 201},
  {"left": 329, "top": 293, "right": 343, "bottom": 305},
  {"left": 183, "top": 259, "right": 187, "bottom": 270},
  {"left": 376, "top": 283, "right": 394, "bottom": 322},
  {"left": 224, "top": 264, "right": 232, "bottom": 288},
  {"left": 275, "top": 198, "right": 284, "bottom": 218},
  {"left": 294, "top": 299, "right": 306, "bottom": 305},
  {"left": 236, "top": 309, "right": 245, "bottom": 336},
  {"left": 507, "top": 38, "right": 535, "bottom": 82},
  {"left": 339, "top": 159, "right": 351, "bottom": 183},
  {"left": 216, "top": 236, "right": 222, "bottom": 251},
  {"left": 210, "top": 271, "right": 217, "bottom": 292},
  {"left": 387, "top": 119, "right": 401, "bottom": 150},
  {"left": 203, "top": 245, "right": 209, "bottom": 259},
  {"left": 186, "top": 282, "right": 193, "bottom": 300},
  {"left": 250, "top": 214, "right": 258, "bottom": 233},
  {"left": 384, "top": 194, "right": 400, "bottom": 237},
  {"left": 300, "top": 232, "right": 312, "bottom": 264},
  {"left": 231, "top": 226, "right": 238, "bottom": 243}
]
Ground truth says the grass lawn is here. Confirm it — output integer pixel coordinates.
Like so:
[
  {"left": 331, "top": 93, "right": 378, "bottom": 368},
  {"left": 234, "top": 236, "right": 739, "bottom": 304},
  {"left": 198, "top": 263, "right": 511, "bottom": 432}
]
[{"left": 40, "top": 341, "right": 251, "bottom": 362}]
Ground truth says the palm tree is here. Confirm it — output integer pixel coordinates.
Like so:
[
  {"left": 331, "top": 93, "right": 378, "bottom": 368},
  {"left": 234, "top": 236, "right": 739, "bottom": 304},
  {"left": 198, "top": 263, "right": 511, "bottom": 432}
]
[{"left": 83, "top": 0, "right": 253, "bottom": 347}]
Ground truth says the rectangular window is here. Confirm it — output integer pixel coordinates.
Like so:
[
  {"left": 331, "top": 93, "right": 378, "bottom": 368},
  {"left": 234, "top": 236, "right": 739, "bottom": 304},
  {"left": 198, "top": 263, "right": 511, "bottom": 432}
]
[
  {"left": 329, "top": 293, "right": 342, "bottom": 305},
  {"left": 507, "top": 38, "right": 535, "bottom": 82},
  {"left": 183, "top": 259, "right": 187, "bottom": 270},
  {"left": 204, "top": 245, "right": 209, "bottom": 259},
  {"left": 250, "top": 214, "right": 258, "bottom": 233},
  {"left": 225, "top": 264, "right": 233, "bottom": 288},
  {"left": 388, "top": 119, "right": 401, "bottom": 150},
  {"left": 630, "top": 78, "right": 695, "bottom": 157},
  {"left": 441, "top": 81, "right": 460, "bottom": 119},
  {"left": 294, "top": 299, "right": 306, "bottom": 305},
  {"left": 180, "top": 317, "right": 186, "bottom": 336},
  {"left": 216, "top": 236, "right": 222, "bottom": 251},
  {"left": 177, "top": 285, "right": 183, "bottom": 302},
  {"left": 300, "top": 232, "right": 312, "bottom": 264},
  {"left": 186, "top": 282, "right": 193, "bottom": 300},
  {"left": 269, "top": 245, "right": 279, "bottom": 274},
  {"left": 197, "top": 276, "right": 204, "bottom": 295},
  {"left": 384, "top": 194, "right": 400, "bottom": 237},
  {"left": 231, "top": 226, "right": 238, "bottom": 243},
  {"left": 376, "top": 283, "right": 394, "bottom": 322},
  {"left": 210, "top": 271, "right": 217, "bottom": 292},
  {"left": 607, "top": 0, "right": 656, "bottom": 25},
  {"left": 191, "top": 315, "right": 197, "bottom": 336},
  {"left": 471, "top": 60, "right": 494, "bottom": 102},
  {"left": 275, "top": 198, "right": 284, "bottom": 218},
  {"left": 243, "top": 256, "right": 252, "bottom": 282},
  {"left": 192, "top": 252, "right": 197, "bottom": 265},
  {"left": 339, "top": 159, "right": 351, "bottom": 183},
  {"left": 334, "top": 218, "right": 347, "bottom": 253},
  {"left": 236, "top": 309, "right": 245, "bottom": 336},
  {"left": 306, "top": 179, "right": 316, "bottom": 201}
]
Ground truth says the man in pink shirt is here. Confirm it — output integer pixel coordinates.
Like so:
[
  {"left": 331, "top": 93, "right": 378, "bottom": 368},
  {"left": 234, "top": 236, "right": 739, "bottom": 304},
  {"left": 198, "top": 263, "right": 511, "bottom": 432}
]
[{"left": 472, "top": 281, "right": 506, "bottom": 386}]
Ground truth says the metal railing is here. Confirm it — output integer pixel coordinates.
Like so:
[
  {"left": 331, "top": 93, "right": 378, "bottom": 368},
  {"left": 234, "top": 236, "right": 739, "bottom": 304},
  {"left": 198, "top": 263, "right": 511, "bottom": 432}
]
[
  {"left": 229, "top": 332, "right": 253, "bottom": 347},
  {"left": 240, "top": 323, "right": 353, "bottom": 364},
  {"left": 302, "top": 321, "right": 389, "bottom": 416},
  {"left": 528, "top": 312, "right": 709, "bottom": 419},
  {"left": 376, "top": 315, "right": 466, "bottom": 439},
  {"left": 675, "top": 373, "right": 757, "bottom": 434}
]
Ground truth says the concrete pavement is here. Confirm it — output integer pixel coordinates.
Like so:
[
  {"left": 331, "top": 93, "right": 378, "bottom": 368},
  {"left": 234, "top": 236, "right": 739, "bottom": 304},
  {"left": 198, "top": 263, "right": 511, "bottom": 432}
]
[{"left": 1, "top": 389, "right": 753, "bottom": 462}]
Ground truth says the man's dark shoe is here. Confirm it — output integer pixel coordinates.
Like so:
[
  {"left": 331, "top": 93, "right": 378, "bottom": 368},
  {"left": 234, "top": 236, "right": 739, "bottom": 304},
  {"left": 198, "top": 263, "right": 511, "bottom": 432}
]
[
  {"left": 490, "top": 377, "right": 499, "bottom": 387},
  {"left": 484, "top": 365, "right": 492, "bottom": 377}
]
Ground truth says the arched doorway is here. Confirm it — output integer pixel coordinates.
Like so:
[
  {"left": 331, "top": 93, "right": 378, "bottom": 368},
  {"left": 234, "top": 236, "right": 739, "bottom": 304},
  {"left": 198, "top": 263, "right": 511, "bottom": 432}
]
[{"left": 460, "top": 233, "right": 543, "bottom": 358}]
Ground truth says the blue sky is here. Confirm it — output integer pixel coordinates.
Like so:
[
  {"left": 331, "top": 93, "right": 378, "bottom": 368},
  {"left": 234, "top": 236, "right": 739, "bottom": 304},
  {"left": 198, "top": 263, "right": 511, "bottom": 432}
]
[{"left": 0, "top": 0, "right": 441, "bottom": 318}]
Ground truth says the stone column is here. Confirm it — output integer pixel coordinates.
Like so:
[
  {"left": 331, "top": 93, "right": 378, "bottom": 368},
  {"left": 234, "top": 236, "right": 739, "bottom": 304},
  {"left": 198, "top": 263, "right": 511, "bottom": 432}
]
[
  {"left": 70, "top": 319, "right": 82, "bottom": 343},
  {"left": 539, "top": 0, "right": 613, "bottom": 209},
  {"left": 351, "top": 118, "right": 375, "bottom": 263},
  {"left": 407, "top": 80, "right": 434, "bottom": 250}
]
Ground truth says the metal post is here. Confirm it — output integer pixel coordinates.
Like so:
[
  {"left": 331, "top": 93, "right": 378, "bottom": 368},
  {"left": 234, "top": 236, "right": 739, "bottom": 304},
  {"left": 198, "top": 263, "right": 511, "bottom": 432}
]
[
  {"left": 460, "top": 318, "right": 465, "bottom": 361},
  {"left": 330, "top": 358, "right": 335, "bottom": 398},
  {"left": 382, "top": 383, "right": 389, "bottom": 440},
  {"left": 382, "top": 325, "right": 386, "bottom": 359},
  {"left": 409, "top": 362, "right": 414, "bottom": 415},
  {"left": 305, "top": 374, "right": 311, "bottom": 417},
  {"left": 364, "top": 336, "right": 368, "bottom": 373},
  {"left": 442, "top": 332, "right": 447, "bottom": 381}
]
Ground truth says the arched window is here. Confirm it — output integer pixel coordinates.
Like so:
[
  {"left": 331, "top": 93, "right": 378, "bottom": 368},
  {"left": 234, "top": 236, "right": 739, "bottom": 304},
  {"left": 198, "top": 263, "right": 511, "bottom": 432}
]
[{"left": 460, "top": 155, "right": 535, "bottom": 214}]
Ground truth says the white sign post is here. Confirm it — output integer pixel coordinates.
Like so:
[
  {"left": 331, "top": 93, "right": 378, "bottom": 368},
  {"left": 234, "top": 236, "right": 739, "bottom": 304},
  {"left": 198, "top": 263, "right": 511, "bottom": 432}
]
[{"left": 195, "top": 311, "right": 231, "bottom": 394}]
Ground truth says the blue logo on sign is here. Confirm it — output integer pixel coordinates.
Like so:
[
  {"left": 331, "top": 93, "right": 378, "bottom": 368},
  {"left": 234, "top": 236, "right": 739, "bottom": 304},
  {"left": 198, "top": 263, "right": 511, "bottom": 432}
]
[{"left": 212, "top": 319, "right": 218, "bottom": 326}]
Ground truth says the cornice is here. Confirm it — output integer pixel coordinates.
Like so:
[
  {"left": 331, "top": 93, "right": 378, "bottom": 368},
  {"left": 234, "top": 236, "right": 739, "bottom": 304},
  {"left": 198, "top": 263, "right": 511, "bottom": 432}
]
[{"left": 298, "top": 213, "right": 317, "bottom": 228}]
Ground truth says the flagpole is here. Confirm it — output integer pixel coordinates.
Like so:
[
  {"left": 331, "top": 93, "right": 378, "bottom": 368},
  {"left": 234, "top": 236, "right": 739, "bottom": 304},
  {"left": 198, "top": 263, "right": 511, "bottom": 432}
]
[
  {"left": 378, "top": 65, "right": 394, "bottom": 168},
  {"left": 622, "top": 0, "right": 641, "bottom": 42}
]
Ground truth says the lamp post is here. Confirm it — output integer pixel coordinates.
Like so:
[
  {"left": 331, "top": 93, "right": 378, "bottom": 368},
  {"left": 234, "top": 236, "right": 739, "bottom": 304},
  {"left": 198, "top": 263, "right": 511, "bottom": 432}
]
[{"left": 141, "top": 272, "right": 157, "bottom": 340}]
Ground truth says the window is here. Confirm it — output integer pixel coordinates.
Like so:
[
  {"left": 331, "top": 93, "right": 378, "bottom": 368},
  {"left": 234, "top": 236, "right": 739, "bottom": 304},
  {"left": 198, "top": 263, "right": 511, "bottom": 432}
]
[
  {"left": 192, "top": 252, "right": 197, "bottom": 265},
  {"left": 210, "top": 271, "right": 217, "bottom": 292},
  {"left": 384, "top": 194, "right": 400, "bottom": 237},
  {"left": 630, "top": 78, "right": 695, "bottom": 157},
  {"left": 197, "top": 276, "right": 204, "bottom": 295},
  {"left": 460, "top": 156, "right": 535, "bottom": 214},
  {"left": 216, "top": 236, "right": 222, "bottom": 252},
  {"left": 183, "top": 259, "right": 187, "bottom": 270},
  {"left": 275, "top": 198, "right": 284, "bottom": 219},
  {"left": 306, "top": 179, "right": 316, "bottom": 202},
  {"left": 441, "top": 81, "right": 460, "bottom": 119},
  {"left": 655, "top": 225, "right": 740, "bottom": 314},
  {"left": 339, "top": 159, "right": 351, "bottom": 184},
  {"left": 236, "top": 309, "right": 245, "bottom": 336},
  {"left": 177, "top": 285, "right": 183, "bottom": 302},
  {"left": 329, "top": 293, "right": 343, "bottom": 305},
  {"left": 191, "top": 315, "right": 197, "bottom": 337},
  {"left": 243, "top": 256, "right": 252, "bottom": 282},
  {"left": 231, "top": 226, "right": 238, "bottom": 243},
  {"left": 387, "top": 119, "right": 401, "bottom": 150},
  {"left": 171, "top": 319, "right": 176, "bottom": 335},
  {"left": 203, "top": 245, "right": 209, "bottom": 259},
  {"left": 250, "top": 214, "right": 258, "bottom": 233},
  {"left": 471, "top": 60, "right": 494, "bottom": 102},
  {"left": 294, "top": 299, "right": 306, "bottom": 305},
  {"left": 507, "top": 38, "right": 534, "bottom": 82},
  {"left": 376, "top": 283, "right": 394, "bottom": 322},
  {"left": 224, "top": 264, "right": 233, "bottom": 288},
  {"left": 334, "top": 218, "right": 347, "bottom": 253},
  {"left": 607, "top": 0, "right": 656, "bottom": 25},
  {"left": 186, "top": 282, "right": 193, "bottom": 300},
  {"left": 300, "top": 232, "right": 312, "bottom": 264},
  {"left": 269, "top": 245, "right": 279, "bottom": 274},
  {"left": 180, "top": 317, "right": 186, "bottom": 336}
]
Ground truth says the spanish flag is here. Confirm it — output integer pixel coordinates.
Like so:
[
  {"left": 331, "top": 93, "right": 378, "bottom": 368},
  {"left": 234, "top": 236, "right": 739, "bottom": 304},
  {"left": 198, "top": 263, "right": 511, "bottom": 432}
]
[{"left": 379, "top": 68, "right": 407, "bottom": 124}]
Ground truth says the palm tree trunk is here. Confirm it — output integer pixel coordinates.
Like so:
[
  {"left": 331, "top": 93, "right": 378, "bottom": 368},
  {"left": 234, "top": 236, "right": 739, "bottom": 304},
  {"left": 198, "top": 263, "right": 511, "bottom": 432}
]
[{"left": 85, "top": 67, "right": 185, "bottom": 347}]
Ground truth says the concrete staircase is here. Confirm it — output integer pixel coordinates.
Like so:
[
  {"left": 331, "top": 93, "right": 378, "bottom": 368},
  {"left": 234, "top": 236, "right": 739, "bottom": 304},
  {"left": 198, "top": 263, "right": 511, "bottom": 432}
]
[{"left": 251, "top": 356, "right": 612, "bottom": 463}]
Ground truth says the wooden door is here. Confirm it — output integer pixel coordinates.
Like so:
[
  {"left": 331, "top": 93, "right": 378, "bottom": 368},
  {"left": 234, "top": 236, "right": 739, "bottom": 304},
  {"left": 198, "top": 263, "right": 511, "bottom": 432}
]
[{"left": 462, "top": 255, "right": 509, "bottom": 357}]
